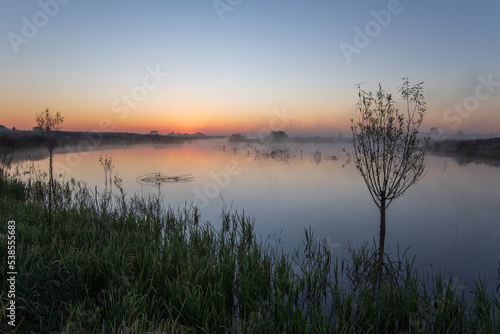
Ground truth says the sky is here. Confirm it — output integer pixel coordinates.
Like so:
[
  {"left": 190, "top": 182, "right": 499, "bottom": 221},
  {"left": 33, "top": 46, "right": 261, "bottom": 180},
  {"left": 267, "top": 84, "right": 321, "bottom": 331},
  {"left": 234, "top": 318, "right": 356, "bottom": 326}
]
[{"left": 1, "top": 0, "right": 499, "bottom": 135}]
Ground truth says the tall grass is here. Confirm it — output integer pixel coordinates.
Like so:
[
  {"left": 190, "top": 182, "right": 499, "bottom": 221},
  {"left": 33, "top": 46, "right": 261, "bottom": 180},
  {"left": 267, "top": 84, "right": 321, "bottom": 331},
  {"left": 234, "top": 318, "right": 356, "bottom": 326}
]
[{"left": 0, "top": 171, "right": 499, "bottom": 333}]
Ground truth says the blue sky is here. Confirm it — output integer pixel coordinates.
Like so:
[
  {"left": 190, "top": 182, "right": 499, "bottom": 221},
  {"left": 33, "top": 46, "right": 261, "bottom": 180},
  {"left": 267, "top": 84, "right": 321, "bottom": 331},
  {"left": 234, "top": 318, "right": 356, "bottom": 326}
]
[{"left": 1, "top": 0, "right": 499, "bottom": 134}]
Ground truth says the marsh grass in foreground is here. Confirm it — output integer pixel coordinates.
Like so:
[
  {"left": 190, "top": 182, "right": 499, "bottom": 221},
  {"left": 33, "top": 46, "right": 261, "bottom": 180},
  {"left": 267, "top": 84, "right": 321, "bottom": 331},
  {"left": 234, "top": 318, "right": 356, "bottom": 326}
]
[{"left": 0, "top": 176, "right": 499, "bottom": 333}]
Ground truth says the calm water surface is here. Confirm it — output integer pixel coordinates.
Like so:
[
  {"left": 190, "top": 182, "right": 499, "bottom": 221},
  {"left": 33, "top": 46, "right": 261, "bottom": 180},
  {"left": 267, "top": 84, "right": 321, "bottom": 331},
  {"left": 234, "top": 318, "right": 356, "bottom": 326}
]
[{"left": 15, "top": 139, "right": 500, "bottom": 291}]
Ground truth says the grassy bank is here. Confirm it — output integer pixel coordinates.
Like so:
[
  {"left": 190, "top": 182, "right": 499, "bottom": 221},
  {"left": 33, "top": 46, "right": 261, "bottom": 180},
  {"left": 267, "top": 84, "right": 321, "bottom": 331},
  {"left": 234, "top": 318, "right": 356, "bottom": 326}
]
[{"left": 0, "top": 175, "right": 499, "bottom": 333}]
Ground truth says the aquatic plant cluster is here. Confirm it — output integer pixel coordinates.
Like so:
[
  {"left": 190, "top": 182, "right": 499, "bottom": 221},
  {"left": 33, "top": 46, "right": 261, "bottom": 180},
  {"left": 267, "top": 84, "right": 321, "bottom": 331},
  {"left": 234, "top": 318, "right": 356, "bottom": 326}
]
[
  {"left": 216, "top": 143, "right": 353, "bottom": 166},
  {"left": 0, "top": 166, "right": 499, "bottom": 332}
]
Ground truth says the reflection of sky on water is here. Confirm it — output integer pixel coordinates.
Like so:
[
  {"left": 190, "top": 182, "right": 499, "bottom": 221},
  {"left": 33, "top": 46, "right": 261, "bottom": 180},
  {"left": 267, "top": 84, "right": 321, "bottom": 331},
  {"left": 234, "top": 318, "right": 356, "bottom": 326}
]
[{"left": 14, "top": 140, "right": 500, "bottom": 291}]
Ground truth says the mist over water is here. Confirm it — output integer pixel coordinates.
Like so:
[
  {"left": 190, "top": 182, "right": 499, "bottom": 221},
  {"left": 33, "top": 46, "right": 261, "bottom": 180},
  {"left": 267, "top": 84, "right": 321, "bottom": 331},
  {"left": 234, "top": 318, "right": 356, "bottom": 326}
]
[{"left": 13, "top": 139, "right": 500, "bottom": 291}]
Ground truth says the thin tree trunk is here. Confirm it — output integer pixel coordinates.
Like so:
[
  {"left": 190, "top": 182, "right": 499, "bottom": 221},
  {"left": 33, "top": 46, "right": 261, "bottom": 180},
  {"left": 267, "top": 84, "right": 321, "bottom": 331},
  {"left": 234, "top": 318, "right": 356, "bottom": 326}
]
[
  {"left": 48, "top": 148, "right": 53, "bottom": 223},
  {"left": 378, "top": 195, "right": 386, "bottom": 272}
]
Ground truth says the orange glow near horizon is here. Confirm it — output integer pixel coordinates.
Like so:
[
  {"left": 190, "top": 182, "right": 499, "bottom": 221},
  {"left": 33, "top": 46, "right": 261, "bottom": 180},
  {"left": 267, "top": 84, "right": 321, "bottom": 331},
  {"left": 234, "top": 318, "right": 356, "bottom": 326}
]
[
  {"left": 2, "top": 97, "right": 499, "bottom": 135},
  {"left": 1, "top": 98, "right": 349, "bottom": 135}
]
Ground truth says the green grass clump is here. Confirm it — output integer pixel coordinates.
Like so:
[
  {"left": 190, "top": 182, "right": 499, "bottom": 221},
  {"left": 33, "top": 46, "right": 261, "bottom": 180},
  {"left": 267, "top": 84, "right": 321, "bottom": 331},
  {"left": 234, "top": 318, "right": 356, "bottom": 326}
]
[{"left": 0, "top": 175, "right": 499, "bottom": 333}]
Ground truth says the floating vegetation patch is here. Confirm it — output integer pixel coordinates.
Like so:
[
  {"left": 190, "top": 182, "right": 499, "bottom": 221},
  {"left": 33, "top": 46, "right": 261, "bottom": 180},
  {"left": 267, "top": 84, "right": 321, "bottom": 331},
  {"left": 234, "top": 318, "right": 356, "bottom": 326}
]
[
  {"left": 312, "top": 149, "right": 322, "bottom": 165},
  {"left": 136, "top": 172, "right": 195, "bottom": 187},
  {"left": 253, "top": 147, "right": 294, "bottom": 163}
]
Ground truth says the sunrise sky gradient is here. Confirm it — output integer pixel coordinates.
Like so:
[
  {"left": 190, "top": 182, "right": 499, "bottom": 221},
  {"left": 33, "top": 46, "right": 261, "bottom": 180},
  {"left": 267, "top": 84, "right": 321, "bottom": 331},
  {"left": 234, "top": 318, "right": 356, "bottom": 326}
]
[{"left": 1, "top": 0, "right": 499, "bottom": 135}]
